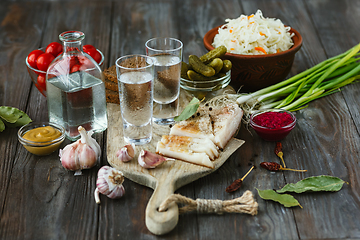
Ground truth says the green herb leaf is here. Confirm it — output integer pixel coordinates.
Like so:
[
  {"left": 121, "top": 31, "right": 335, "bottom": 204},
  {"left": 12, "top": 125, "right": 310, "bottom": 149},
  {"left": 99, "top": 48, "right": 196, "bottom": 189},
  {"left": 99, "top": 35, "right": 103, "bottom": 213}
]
[
  {"left": 0, "top": 106, "right": 25, "bottom": 123},
  {"left": 256, "top": 188, "right": 302, "bottom": 208},
  {"left": 5, "top": 114, "right": 32, "bottom": 128},
  {"left": 0, "top": 106, "right": 32, "bottom": 130},
  {"left": 0, "top": 118, "right": 5, "bottom": 132},
  {"left": 276, "top": 175, "right": 346, "bottom": 194},
  {"left": 174, "top": 97, "right": 200, "bottom": 121}
]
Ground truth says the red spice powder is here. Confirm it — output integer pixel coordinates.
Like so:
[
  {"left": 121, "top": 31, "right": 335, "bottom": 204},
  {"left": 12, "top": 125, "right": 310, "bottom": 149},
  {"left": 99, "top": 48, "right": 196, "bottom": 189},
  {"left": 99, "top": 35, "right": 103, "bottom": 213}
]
[{"left": 253, "top": 112, "right": 293, "bottom": 129}]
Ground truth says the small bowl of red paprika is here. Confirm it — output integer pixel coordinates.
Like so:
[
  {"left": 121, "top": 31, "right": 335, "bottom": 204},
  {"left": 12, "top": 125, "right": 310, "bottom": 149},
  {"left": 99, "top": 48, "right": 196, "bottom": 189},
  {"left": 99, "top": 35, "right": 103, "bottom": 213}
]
[{"left": 249, "top": 108, "right": 296, "bottom": 141}]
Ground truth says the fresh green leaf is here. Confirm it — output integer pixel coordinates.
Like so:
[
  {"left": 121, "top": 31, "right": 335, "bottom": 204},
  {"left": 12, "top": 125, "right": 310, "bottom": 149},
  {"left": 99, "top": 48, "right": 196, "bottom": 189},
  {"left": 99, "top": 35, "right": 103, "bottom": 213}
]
[
  {"left": 174, "top": 97, "right": 200, "bottom": 121},
  {"left": 5, "top": 113, "right": 32, "bottom": 127},
  {"left": 0, "top": 106, "right": 25, "bottom": 123},
  {"left": 0, "top": 106, "right": 32, "bottom": 131},
  {"left": 256, "top": 188, "right": 302, "bottom": 208},
  {"left": 0, "top": 118, "right": 5, "bottom": 132},
  {"left": 276, "top": 175, "right": 346, "bottom": 194}
]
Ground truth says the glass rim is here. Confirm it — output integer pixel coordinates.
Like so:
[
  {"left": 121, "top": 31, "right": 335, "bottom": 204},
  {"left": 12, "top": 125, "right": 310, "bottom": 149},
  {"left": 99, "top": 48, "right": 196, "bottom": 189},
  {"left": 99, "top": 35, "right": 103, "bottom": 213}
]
[
  {"left": 59, "top": 30, "right": 85, "bottom": 42},
  {"left": 145, "top": 37, "right": 183, "bottom": 53},
  {"left": 115, "top": 54, "right": 155, "bottom": 70}
]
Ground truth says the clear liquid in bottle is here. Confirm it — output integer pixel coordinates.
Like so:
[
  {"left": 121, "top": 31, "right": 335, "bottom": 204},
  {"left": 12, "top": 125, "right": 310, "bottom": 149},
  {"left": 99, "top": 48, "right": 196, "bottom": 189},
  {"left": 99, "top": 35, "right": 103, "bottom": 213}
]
[{"left": 46, "top": 31, "right": 108, "bottom": 140}]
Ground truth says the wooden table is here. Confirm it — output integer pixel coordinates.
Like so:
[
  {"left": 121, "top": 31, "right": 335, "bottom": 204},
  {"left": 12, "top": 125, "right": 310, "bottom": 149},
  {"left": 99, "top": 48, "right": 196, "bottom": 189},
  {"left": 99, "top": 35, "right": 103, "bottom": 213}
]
[{"left": 1, "top": 0, "right": 360, "bottom": 239}]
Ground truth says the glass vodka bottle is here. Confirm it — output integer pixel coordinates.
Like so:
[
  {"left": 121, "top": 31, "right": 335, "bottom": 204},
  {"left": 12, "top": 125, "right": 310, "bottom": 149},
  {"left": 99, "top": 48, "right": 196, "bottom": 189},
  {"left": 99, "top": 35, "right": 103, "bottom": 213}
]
[{"left": 46, "top": 31, "right": 108, "bottom": 140}]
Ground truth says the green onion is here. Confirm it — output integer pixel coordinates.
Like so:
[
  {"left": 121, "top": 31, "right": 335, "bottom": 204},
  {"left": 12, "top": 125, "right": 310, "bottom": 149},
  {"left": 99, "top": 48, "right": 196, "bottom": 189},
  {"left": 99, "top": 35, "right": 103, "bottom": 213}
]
[{"left": 236, "top": 43, "right": 360, "bottom": 114}]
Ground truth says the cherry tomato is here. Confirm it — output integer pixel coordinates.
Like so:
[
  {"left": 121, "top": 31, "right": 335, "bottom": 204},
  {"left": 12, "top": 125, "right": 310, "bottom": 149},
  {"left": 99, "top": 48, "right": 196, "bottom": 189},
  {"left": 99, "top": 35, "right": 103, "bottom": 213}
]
[
  {"left": 36, "top": 53, "right": 55, "bottom": 71},
  {"left": 45, "top": 42, "right": 63, "bottom": 57},
  {"left": 71, "top": 64, "right": 81, "bottom": 73},
  {"left": 84, "top": 49, "right": 102, "bottom": 64},
  {"left": 77, "top": 55, "right": 94, "bottom": 68},
  {"left": 37, "top": 74, "right": 46, "bottom": 91},
  {"left": 27, "top": 49, "right": 44, "bottom": 69},
  {"left": 68, "top": 56, "right": 79, "bottom": 70},
  {"left": 83, "top": 44, "right": 96, "bottom": 52}
]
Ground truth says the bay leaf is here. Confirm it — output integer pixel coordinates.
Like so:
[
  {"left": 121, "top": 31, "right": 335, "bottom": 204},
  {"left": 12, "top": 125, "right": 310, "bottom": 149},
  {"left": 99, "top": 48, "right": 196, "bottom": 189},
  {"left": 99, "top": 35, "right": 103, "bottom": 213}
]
[
  {"left": 0, "top": 106, "right": 25, "bottom": 123},
  {"left": 256, "top": 188, "right": 302, "bottom": 208},
  {"left": 5, "top": 114, "right": 32, "bottom": 128},
  {"left": 174, "top": 97, "right": 200, "bottom": 121},
  {"left": 0, "top": 118, "right": 5, "bottom": 132},
  {"left": 0, "top": 106, "right": 32, "bottom": 131},
  {"left": 277, "top": 175, "right": 346, "bottom": 194}
]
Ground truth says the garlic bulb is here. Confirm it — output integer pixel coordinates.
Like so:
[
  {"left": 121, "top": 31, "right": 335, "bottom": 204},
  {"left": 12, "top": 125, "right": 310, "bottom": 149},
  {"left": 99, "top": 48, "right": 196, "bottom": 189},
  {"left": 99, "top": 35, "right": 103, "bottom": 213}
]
[
  {"left": 138, "top": 150, "right": 172, "bottom": 168},
  {"left": 116, "top": 143, "right": 135, "bottom": 162},
  {"left": 59, "top": 126, "right": 101, "bottom": 175},
  {"left": 94, "top": 166, "right": 125, "bottom": 204}
]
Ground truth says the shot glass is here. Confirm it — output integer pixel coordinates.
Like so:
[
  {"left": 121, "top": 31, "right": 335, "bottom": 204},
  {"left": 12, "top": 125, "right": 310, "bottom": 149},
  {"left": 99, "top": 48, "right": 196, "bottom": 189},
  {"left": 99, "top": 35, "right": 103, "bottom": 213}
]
[
  {"left": 116, "top": 55, "right": 154, "bottom": 145},
  {"left": 145, "top": 37, "right": 183, "bottom": 125}
]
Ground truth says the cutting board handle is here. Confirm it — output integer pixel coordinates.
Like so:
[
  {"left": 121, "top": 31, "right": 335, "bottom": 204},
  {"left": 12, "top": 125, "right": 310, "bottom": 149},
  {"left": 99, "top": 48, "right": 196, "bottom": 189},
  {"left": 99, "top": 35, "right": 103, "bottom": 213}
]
[{"left": 145, "top": 180, "right": 179, "bottom": 235}]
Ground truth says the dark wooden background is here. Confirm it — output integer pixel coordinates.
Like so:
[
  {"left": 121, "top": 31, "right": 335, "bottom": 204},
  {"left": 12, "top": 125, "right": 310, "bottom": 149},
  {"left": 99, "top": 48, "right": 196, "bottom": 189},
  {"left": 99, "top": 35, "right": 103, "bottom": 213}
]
[{"left": 1, "top": 0, "right": 360, "bottom": 239}]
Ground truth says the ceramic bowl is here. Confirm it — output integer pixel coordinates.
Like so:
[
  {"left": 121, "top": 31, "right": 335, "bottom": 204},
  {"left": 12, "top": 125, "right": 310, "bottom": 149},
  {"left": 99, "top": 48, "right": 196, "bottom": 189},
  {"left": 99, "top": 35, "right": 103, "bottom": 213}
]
[
  {"left": 180, "top": 70, "right": 231, "bottom": 98},
  {"left": 25, "top": 48, "right": 104, "bottom": 97},
  {"left": 203, "top": 25, "right": 302, "bottom": 92},
  {"left": 18, "top": 122, "right": 66, "bottom": 156},
  {"left": 249, "top": 108, "right": 296, "bottom": 141}
]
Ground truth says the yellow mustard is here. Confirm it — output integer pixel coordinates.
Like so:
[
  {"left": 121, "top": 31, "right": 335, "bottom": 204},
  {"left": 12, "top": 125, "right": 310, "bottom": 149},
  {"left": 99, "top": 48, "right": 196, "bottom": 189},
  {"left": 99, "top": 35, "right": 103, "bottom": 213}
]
[{"left": 22, "top": 126, "right": 63, "bottom": 155}]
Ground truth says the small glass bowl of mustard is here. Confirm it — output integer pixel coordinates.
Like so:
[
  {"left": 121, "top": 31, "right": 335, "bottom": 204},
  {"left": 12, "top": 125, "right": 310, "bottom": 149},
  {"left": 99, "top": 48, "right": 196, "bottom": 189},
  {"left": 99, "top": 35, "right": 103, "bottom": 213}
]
[{"left": 18, "top": 122, "right": 65, "bottom": 156}]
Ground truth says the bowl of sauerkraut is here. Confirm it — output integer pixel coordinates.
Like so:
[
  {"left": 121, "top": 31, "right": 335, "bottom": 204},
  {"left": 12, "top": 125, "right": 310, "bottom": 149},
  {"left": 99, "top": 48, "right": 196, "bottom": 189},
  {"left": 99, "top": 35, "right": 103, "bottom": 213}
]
[{"left": 203, "top": 10, "right": 302, "bottom": 92}]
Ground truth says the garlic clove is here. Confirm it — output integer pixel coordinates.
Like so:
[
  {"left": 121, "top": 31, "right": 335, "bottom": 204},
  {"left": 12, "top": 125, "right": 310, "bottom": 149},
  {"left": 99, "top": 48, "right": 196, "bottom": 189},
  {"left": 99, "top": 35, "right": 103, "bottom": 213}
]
[
  {"left": 94, "top": 166, "right": 125, "bottom": 204},
  {"left": 107, "top": 184, "right": 125, "bottom": 199},
  {"left": 59, "top": 126, "right": 101, "bottom": 175},
  {"left": 138, "top": 150, "right": 172, "bottom": 169},
  {"left": 78, "top": 141, "right": 98, "bottom": 168},
  {"left": 60, "top": 144, "right": 80, "bottom": 171},
  {"left": 78, "top": 126, "right": 101, "bottom": 162},
  {"left": 116, "top": 143, "right": 135, "bottom": 162}
]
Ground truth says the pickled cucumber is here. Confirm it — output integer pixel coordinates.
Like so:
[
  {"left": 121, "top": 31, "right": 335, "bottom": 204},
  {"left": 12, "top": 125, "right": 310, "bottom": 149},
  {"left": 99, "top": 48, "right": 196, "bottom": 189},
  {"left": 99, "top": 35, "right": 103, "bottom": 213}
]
[
  {"left": 215, "top": 72, "right": 226, "bottom": 78},
  {"left": 189, "top": 55, "right": 215, "bottom": 77},
  {"left": 221, "top": 59, "right": 232, "bottom": 73},
  {"left": 181, "top": 61, "right": 190, "bottom": 79},
  {"left": 187, "top": 70, "right": 218, "bottom": 89},
  {"left": 200, "top": 45, "right": 227, "bottom": 64},
  {"left": 187, "top": 70, "right": 212, "bottom": 81},
  {"left": 207, "top": 58, "right": 223, "bottom": 74}
]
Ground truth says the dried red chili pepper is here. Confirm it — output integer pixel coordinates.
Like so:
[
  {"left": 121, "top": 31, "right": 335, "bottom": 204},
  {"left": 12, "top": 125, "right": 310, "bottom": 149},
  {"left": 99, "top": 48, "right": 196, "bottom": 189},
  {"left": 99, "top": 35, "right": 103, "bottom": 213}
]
[
  {"left": 226, "top": 165, "right": 255, "bottom": 193},
  {"left": 260, "top": 162, "right": 307, "bottom": 172},
  {"left": 275, "top": 142, "right": 286, "bottom": 167},
  {"left": 226, "top": 178, "right": 243, "bottom": 193}
]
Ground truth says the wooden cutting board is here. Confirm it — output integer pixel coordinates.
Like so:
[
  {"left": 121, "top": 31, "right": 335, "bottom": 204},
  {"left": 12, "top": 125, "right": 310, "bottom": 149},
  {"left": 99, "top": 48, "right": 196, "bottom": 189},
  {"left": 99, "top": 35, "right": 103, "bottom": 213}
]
[{"left": 106, "top": 91, "right": 245, "bottom": 235}]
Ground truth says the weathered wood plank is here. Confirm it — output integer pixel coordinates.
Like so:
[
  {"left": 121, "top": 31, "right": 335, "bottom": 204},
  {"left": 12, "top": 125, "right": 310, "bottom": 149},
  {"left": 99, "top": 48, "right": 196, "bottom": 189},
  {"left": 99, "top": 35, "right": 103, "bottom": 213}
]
[
  {"left": 237, "top": 0, "right": 360, "bottom": 239},
  {"left": 186, "top": 0, "right": 300, "bottom": 239},
  {"left": 0, "top": 1, "right": 112, "bottom": 240},
  {"left": 101, "top": 1, "right": 199, "bottom": 239},
  {"left": 1, "top": 0, "right": 360, "bottom": 239},
  {"left": 171, "top": 0, "right": 245, "bottom": 238},
  {"left": 293, "top": 0, "right": 360, "bottom": 238},
  {"left": 0, "top": 2, "right": 48, "bottom": 239}
]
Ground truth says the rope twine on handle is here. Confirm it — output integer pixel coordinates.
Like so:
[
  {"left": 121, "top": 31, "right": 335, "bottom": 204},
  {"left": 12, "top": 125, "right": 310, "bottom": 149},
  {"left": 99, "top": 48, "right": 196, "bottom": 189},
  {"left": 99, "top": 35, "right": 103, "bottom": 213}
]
[{"left": 158, "top": 190, "right": 258, "bottom": 215}]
